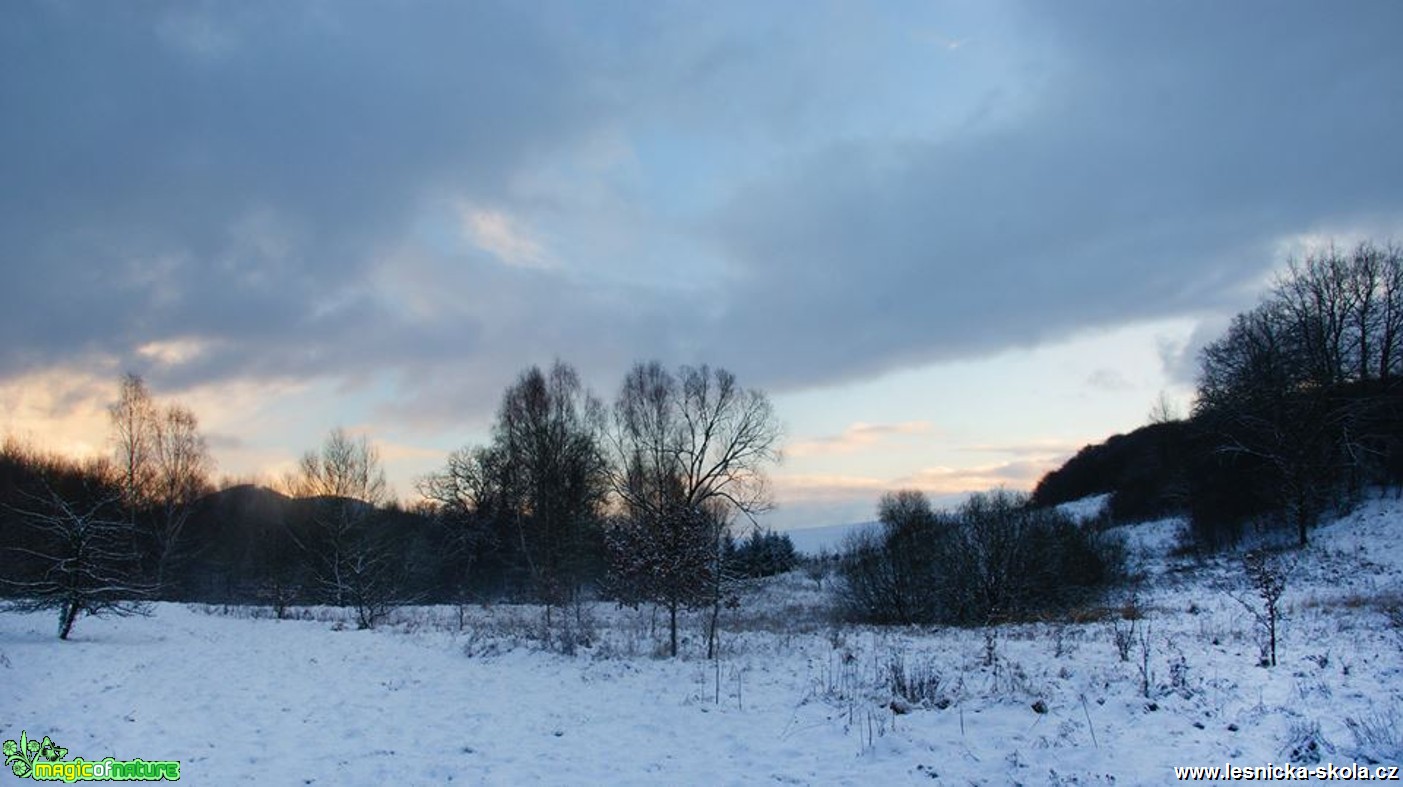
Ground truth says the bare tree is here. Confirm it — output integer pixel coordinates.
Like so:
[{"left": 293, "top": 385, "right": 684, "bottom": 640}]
[
  {"left": 2, "top": 476, "right": 152, "bottom": 639},
  {"left": 1147, "top": 391, "right": 1183, "bottom": 425},
  {"left": 611, "top": 363, "right": 780, "bottom": 519},
  {"left": 418, "top": 446, "right": 495, "bottom": 518},
  {"left": 1199, "top": 303, "right": 1339, "bottom": 546},
  {"left": 608, "top": 362, "right": 781, "bottom": 657},
  {"left": 108, "top": 373, "right": 157, "bottom": 523},
  {"left": 147, "top": 404, "right": 212, "bottom": 591},
  {"left": 1375, "top": 244, "right": 1403, "bottom": 382},
  {"left": 492, "top": 362, "right": 610, "bottom": 615},
  {"left": 286, "top": 428, "right": 396, "bottom": 628},
  {"left": 1194, "top": 243, "right": 1403, "bottom": 545},
  {"left": 415, "top": 445, "right": 503, "bottom": 599},
  {"left": 1276, "top": 248, "right": 1354, "bottom": 389},
  {"left": 290, "top": 427, "right": 388, "bottom": 504},
  {"left": 418, "top": 364, "right": 613, "bottom": 617}
]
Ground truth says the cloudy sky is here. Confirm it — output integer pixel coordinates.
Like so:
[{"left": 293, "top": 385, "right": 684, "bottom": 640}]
[{"left": 3, "top": 1, "right": 1401, "bottom": 529}]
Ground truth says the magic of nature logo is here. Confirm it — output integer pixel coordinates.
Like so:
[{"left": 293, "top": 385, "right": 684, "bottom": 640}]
[{"left": 4, "top": 731, "right": 179, "bottom": 782}]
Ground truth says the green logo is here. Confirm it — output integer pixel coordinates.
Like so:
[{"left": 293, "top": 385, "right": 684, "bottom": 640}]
[
  {"left": 4, "top": 732, "right": 179, "bottom": 782},
  {"left": 4, "top": 732, "right": 65, "bottom": 778}
]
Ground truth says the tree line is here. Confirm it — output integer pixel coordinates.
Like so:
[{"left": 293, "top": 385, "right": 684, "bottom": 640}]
[
  {"left": 0, "top": 362, "right": 795, "bottom": 647},
  {"left": 1035, "top": 241, "right": 1403, "bottom": 547}
]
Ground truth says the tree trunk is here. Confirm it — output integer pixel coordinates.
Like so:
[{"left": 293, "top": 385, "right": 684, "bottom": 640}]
[
  {"left": 669, "top": 599, "right": 678, "bottom": 658},
  {"left": 1268, "top": 613, "right": 1278, "bottom": 667},
  {"left": 707, "top": 596, "right": 719, "bottom": 660},
  {"left": 1296, "top": 493, "right": 1310, "bottom": 548},
  {"left": 707, "top": 526, "right": 726, "bottom": 660},
  {"left": 58, "top": 602, "right": 79, "bottom": 640}
]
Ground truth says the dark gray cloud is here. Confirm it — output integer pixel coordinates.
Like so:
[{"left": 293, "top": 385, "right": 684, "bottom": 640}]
[
  {"left": 1, "top": 1, "right": 599, "bottom": 388},
  {"left": 703, "top": 1, "right": 1403, "bottom": 388},
  {"left": 3, "top": 1, "right": 1401, "bottom": 427}
]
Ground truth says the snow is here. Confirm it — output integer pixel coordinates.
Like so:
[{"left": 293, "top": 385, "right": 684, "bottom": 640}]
[
  {"left": 3, "top": 497, "right": 1402, "bottom": 784},
  {"left": 1311, "top": 493, "right": 1403, "bottom": 575},
  {"left": 1054, "top": 493, "right": 1112, "bottom": 524}
]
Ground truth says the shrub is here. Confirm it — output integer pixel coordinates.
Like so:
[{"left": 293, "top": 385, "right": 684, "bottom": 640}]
[
  {"left": 1346, "top": 707, "right": 1403, "bottom": 764},
  {"left": 835, "top": 529, "right": 925, "bottom": 625},
  {"left": 1110, "top": 616, "right": 1137, "bottom": 663},
  {"left": 884, "top": 650, "right": 946, "bottom": 709},
  {"left": 1234, "top": 549, "right": 1289, "bottom": 667},
  {"left": 948, "top": 490, "right": 1123, "bottom": 624},
  {"left": 834, "top": 491, "right": 947, "bottom": 624},
  {"left": 836, "top": 489, "right": 1123, "bottom": 626}
]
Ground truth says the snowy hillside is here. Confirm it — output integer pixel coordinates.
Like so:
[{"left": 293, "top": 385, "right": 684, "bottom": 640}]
[
  {"left": 784, "top": 520, "right": 877, "bottom": 555},
  {"left": 2, "top": 495, "right": 1401, "bottom": 784}
]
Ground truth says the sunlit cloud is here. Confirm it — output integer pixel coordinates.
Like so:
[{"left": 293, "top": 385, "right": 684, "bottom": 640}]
[
  {"left": 956, "top": 439, "right": 1080, "bottom": 459},
  {"left": 136, "top": 338, "right": 215, "bottom": 367},
  {"left": 461, "top": 205, "right": 552, "bottom": 269},
  {"left": 0, "top": 364, "right": 334, "bottom": 489},
  {"left": 771, "top": 473, "right": 890, "bottom": 504},
  {"left": 773, "top": 456, "right": 1053, "bottom": 510},
  {"left": 0, "top": 366, "right": 118, "bottom": 459},
  {"left": 785, "top": 420, "right": 933, "bottom": 458},
  {"left": 898, "top": 460, "right": 1053, "bottom": 495}
]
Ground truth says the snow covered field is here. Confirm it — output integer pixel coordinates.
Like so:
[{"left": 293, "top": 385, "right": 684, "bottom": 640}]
[{"left": 3, "top": 497, "right": 1402, "bottom": 784}]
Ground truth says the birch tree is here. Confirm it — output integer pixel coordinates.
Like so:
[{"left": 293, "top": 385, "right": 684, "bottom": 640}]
[
  {"left": 287, "top": 428, "right": 396, "bottom": 627},
  {"left": 148, "top": 404, "right": 212, "bottom": 590},
  {"left": 108, "top": 373, "right": 157, "bottom": 523}
]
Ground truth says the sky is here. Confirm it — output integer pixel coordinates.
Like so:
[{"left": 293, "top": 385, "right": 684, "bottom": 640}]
[{"left": 3, "top": 1, "right": 1402, "bottom": 530}]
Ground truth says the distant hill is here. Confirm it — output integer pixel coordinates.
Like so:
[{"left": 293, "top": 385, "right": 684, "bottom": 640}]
[
  {"left": 199, "top": 483, "right": 292, "bottom": 515},
  {"left": 1031, "top": 420, "right": 1194, "bottom": 524},
  {"left": 782, "top": 520, "right": 878, "bottom": 555}
]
